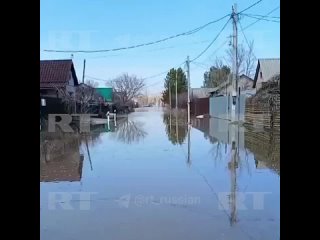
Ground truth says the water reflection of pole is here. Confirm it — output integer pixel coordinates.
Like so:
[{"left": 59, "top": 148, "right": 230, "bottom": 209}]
[
  {"left": 187, "top": 125, "right": 191, "bottom": 166},
  {"left": 169, "top": 110, "right": 172, "bottom": 135},
  {"left": 107, "top": 112, "right": 110, "bottom": 131},
  {"left": 85, "top": 135, "right": 93, "bottom": 171},
  {"left": 229, "top": 139, "right": 237, "bottom": 226},
  {"left": 228, "top": 123, "right": 239, "bottom": 226},
  {"left": 175, "top": 111, "right": 179, "bottom": 142}
]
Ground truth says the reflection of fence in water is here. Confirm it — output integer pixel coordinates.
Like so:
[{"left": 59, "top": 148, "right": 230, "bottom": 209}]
[
  {"left": 244, "top": 127, "right": 280, "bottom": 175},
  {"left": 40, "top": 133, "right": 84, "bottom": 182}
]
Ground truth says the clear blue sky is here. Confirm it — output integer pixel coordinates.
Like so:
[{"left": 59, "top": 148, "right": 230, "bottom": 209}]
[{"left": 40, "top": 0, "right": 280, "bottom": 95}]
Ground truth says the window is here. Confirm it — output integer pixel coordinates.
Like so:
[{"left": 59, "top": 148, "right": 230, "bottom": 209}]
[{"left": 260, "top": 72, "right": 262, "bottom": 78}]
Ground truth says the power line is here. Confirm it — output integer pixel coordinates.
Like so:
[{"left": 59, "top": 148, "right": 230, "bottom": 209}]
[
  {"left": 42, "top": 1, "right": 266, "bottom": 54},
  {"left": 191, "top": 18, "right": 231, "bottom": 62},
  {"left": 192, "top": 62, "right": 209, "bottom": 70},
  {"left": 241, "top": 14, "right": 280, "bottom": 23},
  {"left": 143, "top": 62, "right": 185, "bottom": 88},
  {"left": 84, "top": 40, "right": 212, "bottom": 60},
  {"left": 191, "top": 40, "right": 229, "bottom": 70},
  {"left": 85, "top": 75, "right": 108, "bottom": 82},
  {"left": 43, "top": 14, "right": 231, "bottom": 53},
  {"left": 238, "top": 0, "right": 263, "bottom": 14},
  {"left": 86, "top": 62, "right": 185, "bottom": 88},
  {"left": 242, "top": 13, "right": 280, "bottom": 19},
  {"left": 239, "top": 20, "right": 257, "bottom": 60},
  {"left": 203, "top": 40, "right": 229, "bottom": 64},
  {"left": 242, "top": 6, "right": 280, "bottom": 30},
  {"left": 142, "top": 71, "right": 170, "bottom": 81}
]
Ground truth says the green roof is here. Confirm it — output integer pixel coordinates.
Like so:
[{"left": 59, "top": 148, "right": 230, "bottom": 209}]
[{"left": 95, "top": 88, "right": 113, "bottom": 102}]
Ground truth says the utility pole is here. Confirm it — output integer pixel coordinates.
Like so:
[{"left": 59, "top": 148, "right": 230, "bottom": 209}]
[
  {"left": 175, "top": 70, "right": 178, "bottom": 111},
  {"left": 186, "top": 56, "right": 191, "bottom": 125},
  {"left": 169, "top": 82, "right": 172, "bottom": 109},
  {"left": 229, "top": 4, "right": 239, "bottom": 225},
  {"left": 231, "top": 4, "right": 238, "bottom": 122},
  {"left": 82, "top": 59, "right": 86, "bottom": 84}
]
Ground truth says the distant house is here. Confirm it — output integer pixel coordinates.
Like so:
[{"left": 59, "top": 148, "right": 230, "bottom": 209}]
[
  {"left": 253, "top": 58, "right": 280, "bottom": 90},
  {"left": 191, "top": 88, "right": 217, "bottom": 100},
  {"left": 95, "top": 88, "right": 113, "bottom": 102},
  {"left": 210, "top": 74, "right": 254, "bottom": 96},
  {"left": 40, "top": 59, "right": 79, "bottom": 98}
]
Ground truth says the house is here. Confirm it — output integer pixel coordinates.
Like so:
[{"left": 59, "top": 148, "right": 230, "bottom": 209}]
[
  {"left": 210, "top": 74, "right": 254, "bottom": 96},
  {"left": 40, "top": 59, "right": 79, "bottom": 99},
  {"left": 95, "top": 88, "right": 113, "bottom": 102},
  {"left": 253, "top": 58, "right": 280, "bottom": 90},
  {"left": 191, "top": 88, "right": 217, "bottom": 100}
]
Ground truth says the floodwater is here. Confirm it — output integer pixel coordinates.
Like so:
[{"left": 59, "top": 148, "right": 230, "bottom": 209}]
[{"left": 40, "top": 107, "right": 280, "bottom": 240}]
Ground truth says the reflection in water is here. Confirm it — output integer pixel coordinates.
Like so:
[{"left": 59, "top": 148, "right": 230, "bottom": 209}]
[
  {"left": 40, "top": 110, "right": 279, "bottom": 240},
  {"left": 192, "top": 118, "right": 280, "bottom": 174},
  {"left": 192, "top": 117, "right": 280, "bottom": 227},
  {"left": 40, "top": 129, "right": 102, "bottom": 182},
  {"left": 114, "top": 118, "right": 147, "bottom": 144},
  {"left": 163, "top": 110, "right": 188, "bottom": 145},
  {"left": 244, "top": 127, "right": 280, "bottom": 175}
]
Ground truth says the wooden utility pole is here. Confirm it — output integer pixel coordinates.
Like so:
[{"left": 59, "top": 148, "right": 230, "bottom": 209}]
[
  {"left": 186, "top": 56, "right": 191, "bottom": 125},
  {"left": 82, "top": 59, "right": 86, "bottom": 84},
  {"left": 169, "top": 81, "right": 172, "bottom": 109},
  {"left": 231, "top": 4, "right": 238, "bottom": 122},
  {"left": 175, "top": 70, "right": 178, "bottom": 111}
]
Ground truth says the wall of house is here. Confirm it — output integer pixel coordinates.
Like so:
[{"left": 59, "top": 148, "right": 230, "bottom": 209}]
[
  {"left": 40, "top": 89, "right": 58, "bottom": 98},
  {"left": 255, "top": 69, "right": 264, "bottom": 90},
  {"left": 216, "top": 77, "right": 253, "bottom": 96},
  {"left": 66, "top": 70, "right": 76, "bottom": 96},
  {"left": 239, "top": 78, "right": 254, "bottom": 90}
]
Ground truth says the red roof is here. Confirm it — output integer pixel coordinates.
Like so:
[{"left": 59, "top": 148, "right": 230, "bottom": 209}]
[{"left": 40, "top": 59, "right": 78, "bottom": 89}]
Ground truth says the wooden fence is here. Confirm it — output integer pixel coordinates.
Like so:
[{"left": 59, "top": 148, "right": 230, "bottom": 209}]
[{"left": 244, "top": 82, "right": 280, "bottom": 130}]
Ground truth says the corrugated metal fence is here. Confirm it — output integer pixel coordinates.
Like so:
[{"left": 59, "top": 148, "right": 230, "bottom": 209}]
[{"left": 209, "top": 94, "right": 246, "bottom": 121}]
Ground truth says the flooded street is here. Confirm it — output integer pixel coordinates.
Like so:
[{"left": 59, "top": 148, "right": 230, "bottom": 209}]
[{"left": 40, "top": 107, "right": 279, "bottom": 240}]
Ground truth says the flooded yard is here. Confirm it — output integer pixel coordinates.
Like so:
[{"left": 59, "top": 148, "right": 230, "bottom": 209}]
[{"left": 40, "top": 107, "right": 279, "bottom": 240}]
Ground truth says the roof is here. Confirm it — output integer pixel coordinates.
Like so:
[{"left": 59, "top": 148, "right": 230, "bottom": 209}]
[
  {"left": 191, "top": 88, "right": 217, "bottom": 99},
  {"left": 40, "top": 59, "right": 79, "bottom": 89},
  {"left": 95, "top": 88, "right": 113, "bottom": 101},
  {"left": 254, "top": 58, "right": 280, "bottom": 87},
  {"left": 239, "top": 74, "right": 254, "bottom": 81}
]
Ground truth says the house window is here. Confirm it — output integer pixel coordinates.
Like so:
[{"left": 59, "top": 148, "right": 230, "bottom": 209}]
[{"left": 260, "top": 72, "right": 262, "bottom": 78}]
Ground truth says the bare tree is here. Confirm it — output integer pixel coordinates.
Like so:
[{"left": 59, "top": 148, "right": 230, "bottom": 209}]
[
  {"left": 227, "top": 44, "right": 245, "bottom": 75},
  {"left": 51, "top": 84, "right": 76, "bottom": 114},
  {"left": 226, "top": 41, "right": 256, "bottom": 78},
  {"left": 76, "top": 81, "right": 101, "bottom": 113},
  {"left": 51, "top": 80, "right": 101, "bottom": 114},
  {"left": 108, "top": 73, "right": 145, "bottom": 105},
  {"left": 244, "top": 41, "right": 256, "bottom": 78}
]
